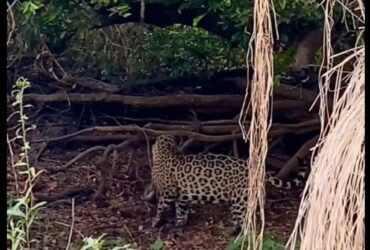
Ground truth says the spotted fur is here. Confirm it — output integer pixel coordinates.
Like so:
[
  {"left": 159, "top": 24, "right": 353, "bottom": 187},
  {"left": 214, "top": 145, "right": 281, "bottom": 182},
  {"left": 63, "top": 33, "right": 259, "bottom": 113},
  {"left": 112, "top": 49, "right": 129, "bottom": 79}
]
[{"left": 151, "top": 135, "right": 308, "bottom": 233}]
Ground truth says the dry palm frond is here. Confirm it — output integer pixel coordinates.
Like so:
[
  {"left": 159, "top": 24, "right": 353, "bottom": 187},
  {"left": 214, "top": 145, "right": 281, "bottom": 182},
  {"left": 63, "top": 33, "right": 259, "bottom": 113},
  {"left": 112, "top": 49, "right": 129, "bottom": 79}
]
[
  {"left": 286, "top": 0, "right": 365, "bottom": 249},
  {"left": 238, "top": 0, "right": 277, "bottom": 248}
]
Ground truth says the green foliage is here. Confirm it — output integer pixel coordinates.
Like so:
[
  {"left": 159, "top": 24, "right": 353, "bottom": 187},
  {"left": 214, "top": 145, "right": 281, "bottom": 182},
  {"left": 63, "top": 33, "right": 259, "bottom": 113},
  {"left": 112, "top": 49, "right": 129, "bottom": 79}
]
[
  {"left": 20, "top": 0, "right": 44, "bottom": 16},
  {"left": 11, "top": 0, "right": 100, "bottom": 52},
  {"left": 63, "top": 24, "right": 147, "bottom": 83},
  {"left": 5, "top": 75, "right": 165, "bottom": 250},
  {"left": 7, "top": 77, "right": 47, "bottom": 250},
  {"left": 178, "top": 0, "right": 323, "bottom": 45},
  {"left": 179, "top": 0, "right": 253, "bottom": 45},
  {"left": 108, "top": 4, "right": 131, "bottom": 18},
  {"left": 274, "top": 0, "right": 323, "bottom": 25},
  {"left": 274, "top": 46, "right": 296, "bottom": 73},
  {"left": 263, "top": 237, "right": 286, "bottom": 250},
  {"left": 81, "top": 235, "right": 107, "bottom": 250},
  {"left": 226, "top": 234, "right": 288, "bottom": 250},
  {"left": 134, "top": 25, "right": 245, "bottom": 78},
  {"left": 15, "top": 0, "right": 133, "bottom": 52},
  {"left": 10, "top": 0, "right": 326, "bottom": 81},
  {"left": 11, "top": 0, "right": 325, "bottom": 53},
  {"left": 80, "top": 234, "right": 138, "bottom": 250},
  {"left": 226, "top": 236, "right": 244, "bottom": 250},
  {"left": 151, "top": 239, "right": 164, "bottom": 250}
]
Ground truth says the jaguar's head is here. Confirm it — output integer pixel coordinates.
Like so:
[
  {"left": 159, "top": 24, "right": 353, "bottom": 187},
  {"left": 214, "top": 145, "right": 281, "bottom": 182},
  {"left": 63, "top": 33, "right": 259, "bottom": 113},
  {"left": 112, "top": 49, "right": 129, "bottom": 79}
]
[{"left": 154, "top": 135, "right": 177, "bottom": 151}]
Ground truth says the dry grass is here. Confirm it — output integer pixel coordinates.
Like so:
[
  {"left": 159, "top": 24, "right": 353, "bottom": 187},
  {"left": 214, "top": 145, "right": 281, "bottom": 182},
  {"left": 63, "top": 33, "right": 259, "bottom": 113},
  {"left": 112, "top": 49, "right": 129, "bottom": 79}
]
[
  {"left": 286, "top": 0, "right": 365, "bottom": 249},
  {"left": 238, "top": 0, "right": 277, "bottom": 248}
]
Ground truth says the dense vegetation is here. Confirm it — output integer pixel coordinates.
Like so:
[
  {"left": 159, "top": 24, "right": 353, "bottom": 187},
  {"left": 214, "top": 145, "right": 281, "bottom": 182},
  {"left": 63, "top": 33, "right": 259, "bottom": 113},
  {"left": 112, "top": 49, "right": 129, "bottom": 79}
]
[
  {"left": 7, "top": 0, "right": 362, "bottom": 249},
  {"left": 9, "top": 0, "right": 329, "bottom": 82}
]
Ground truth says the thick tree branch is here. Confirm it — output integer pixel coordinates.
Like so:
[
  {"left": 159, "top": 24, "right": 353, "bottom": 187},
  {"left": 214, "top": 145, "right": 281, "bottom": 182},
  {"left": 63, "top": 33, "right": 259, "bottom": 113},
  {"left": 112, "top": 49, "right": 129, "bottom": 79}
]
[{"left": 17, "top": 86, "right": 324, "bottom": 112}]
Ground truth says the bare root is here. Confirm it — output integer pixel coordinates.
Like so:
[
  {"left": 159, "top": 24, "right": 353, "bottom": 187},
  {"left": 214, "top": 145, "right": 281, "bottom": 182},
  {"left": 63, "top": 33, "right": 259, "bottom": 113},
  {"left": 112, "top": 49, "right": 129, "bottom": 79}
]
[{"left": 276, "top": 135, "right": 319, "bottom": 179}]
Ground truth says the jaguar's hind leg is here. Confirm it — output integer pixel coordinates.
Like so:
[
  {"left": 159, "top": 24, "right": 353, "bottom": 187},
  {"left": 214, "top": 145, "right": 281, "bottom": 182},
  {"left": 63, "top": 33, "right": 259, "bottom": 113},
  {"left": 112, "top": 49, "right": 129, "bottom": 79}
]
[{"left": 152, "top": 188, "right": 177, "bottom": 228}]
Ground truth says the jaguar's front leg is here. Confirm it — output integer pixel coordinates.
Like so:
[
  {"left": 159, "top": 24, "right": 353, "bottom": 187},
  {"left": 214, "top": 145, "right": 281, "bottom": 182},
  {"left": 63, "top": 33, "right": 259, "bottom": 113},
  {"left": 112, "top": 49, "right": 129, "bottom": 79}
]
[
  {"left": 175, "top": 194, "right": 189, "bottom": 228},
  {"left": 230, "top": 188, "right": 247, "bottom": 235},
  {"left": 152, "top": 189, "right": 176, "bottom": 228}
]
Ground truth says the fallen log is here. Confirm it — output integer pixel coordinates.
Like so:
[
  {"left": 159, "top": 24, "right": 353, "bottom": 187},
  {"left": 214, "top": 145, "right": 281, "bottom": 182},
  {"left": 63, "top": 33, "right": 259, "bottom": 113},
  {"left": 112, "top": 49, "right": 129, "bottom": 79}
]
[
  {"left": 17, "top": 92, "right": 322, "bottom": 112},
  {"left": 20, "top": 93, "right": 244, "bottom": 109}
]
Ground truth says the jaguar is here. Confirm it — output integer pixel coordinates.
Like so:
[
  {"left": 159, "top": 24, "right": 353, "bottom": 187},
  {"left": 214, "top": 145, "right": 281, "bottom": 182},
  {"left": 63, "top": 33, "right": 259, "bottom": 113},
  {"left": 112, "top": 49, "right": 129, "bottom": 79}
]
[{"left": 150, "top": 135, "right": 309, "bottom": 234}]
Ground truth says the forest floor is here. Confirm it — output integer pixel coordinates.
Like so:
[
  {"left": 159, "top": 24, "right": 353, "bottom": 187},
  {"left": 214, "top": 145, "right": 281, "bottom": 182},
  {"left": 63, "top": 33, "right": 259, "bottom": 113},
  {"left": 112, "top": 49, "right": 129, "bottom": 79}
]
[
  {"left": 7, "top": 139, "right": 302, "bottom": 250},
  {"left": 6, "top": 72, "right": 311, "bottom": 249}
]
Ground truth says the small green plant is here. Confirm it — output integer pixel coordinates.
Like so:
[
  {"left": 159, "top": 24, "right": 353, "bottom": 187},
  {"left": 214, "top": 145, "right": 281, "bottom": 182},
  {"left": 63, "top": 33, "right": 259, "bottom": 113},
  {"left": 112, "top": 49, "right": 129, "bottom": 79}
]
[
  {"left": 7, "top": 77, "right": 46, "bottom": 250},
  {"left": 20, "top": 0, "right": 44, "bottom": 16},
  {"left": 81, "top": 235, "right": 107, "bottom": 250},
  {"left": 225, "top": 234, "right": 287, "bottom": 250},
  {"left": 225, "top": 235, "right": 244, "bottom": 250},
  {"left": 262, "top": 235, "right": 286, "bottom": 250},
  {"left": 274, "top": 46, "right": 296, "bottom": 74},
  {"left": 80, "top": 234, "right": 137, "bottom": 250},
  {"left": 151, "top": 239, "right": 164, "bottom": 250}
]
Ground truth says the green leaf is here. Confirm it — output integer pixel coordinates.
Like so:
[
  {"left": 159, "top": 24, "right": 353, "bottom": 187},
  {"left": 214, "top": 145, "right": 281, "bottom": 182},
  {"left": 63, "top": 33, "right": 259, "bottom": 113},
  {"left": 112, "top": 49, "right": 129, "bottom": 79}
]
[
  {"left": 278, "top": 0, "right": 286, "bottom": 9},
  {"left": 274, "top": 74, "right": 281, "bottom": 86},
  {"left": 192, "top": 13, "right": 207, "bottom": 27},
  {"left": 7, "top": 209, "right": 26, "bottom": 219},
  {"left": 151, "top": 239, "right": 164, "bottom": 250},
  {"left": 225, "top": 237, "right": 243, "bottom": 250},
  {"left": 262, "top": 234, "right": 286, "bottom": 250},
  {"left": 29, "top": 201, "right": 47, "bottom": 213}
]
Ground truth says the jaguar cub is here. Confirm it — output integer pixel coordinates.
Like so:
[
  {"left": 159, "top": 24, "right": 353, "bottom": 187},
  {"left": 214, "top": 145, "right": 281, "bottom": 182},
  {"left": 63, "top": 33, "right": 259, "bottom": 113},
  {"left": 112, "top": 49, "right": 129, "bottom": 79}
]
[{"left": 151, "top": 135, "right": 306, "bottom": 233}]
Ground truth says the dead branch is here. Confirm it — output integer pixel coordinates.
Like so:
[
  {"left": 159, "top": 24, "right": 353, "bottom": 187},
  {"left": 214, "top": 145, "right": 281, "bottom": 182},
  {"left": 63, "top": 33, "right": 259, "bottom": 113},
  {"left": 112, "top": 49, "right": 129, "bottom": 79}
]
[
  {"left": 16, "top": 89, "right": 325, "bottom": 112},
  {"left": 30, "top": 119, "right": 320, "bottom": 175},
  {"left": 92, "top": 145, "right": 116, "bottom": 201},
  {"left": 31, "top": 119, "right": 320, "bottom": 149},
  {"left": 276, "top": 135, "right": 319, "bottom": 179},
  {"left": 31, "top": 126, "right": 134, "bottom": 143},
  {"left": 49, "top": 145, "right": 107, "bottom": 173},
  {"left": 34, "top": 185, "right": 95, "bottom": 202},
  {"left": 275, "top": 84, "right": 318, "bottom": 104},
  {"left": 232, "top": 131, "right": 239, "bottom": 158},
  {"left": 266, "top": 157, "right": 286, "bottom": 171},
  {"left": 54, "top": 135, "right": 141, "bottom": 173},
  {"left": 19, "top": 93, "right": 245, "bottom": 109},
  {"left": 32, "top": 125, "right": 242, "bottom": 144},
  {"left": 273, "top": 118, "right": 320, "bottom": 128},
  {"left": 269, "top": 119, "right": 320, "bottom": 137},
  {"left": 34, "top": 142, "right": 48, "bottom": 165},
  {"left": 145, "top": 123, "right": 240, "bottom": 134},
  {"left": 64, "top": 76, "right": 121, "bottom": 93},
  {"left": 268, "top": 137, "right": 282, "bottom": 151},
  {"left": 66, "top": 134, "right": 132, "bottom": 142},
  {"left": 125, "top": 149, "right": 134, "bottom": 172},
  {"left": 96, "top": 115, "right": 240, "bottom": 126},
  {"left": 179, "top": 138, "right": 195, "bottom": 152}
]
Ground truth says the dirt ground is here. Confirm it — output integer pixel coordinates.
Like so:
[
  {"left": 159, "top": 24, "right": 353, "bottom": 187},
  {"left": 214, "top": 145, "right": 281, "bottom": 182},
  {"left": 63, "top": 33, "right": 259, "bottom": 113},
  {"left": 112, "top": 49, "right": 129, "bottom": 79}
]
[{"left": 7, "top": 137, "right": 302, "bottom": 250}]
